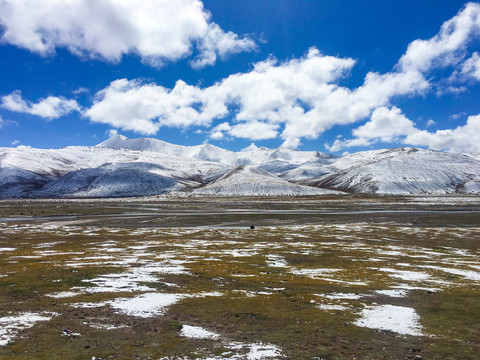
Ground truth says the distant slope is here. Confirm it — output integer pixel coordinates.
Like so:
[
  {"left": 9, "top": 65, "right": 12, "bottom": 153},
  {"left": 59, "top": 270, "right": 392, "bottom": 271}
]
[
  {"left": 97, "top": 134, "right": 235, "bottom": 163},
  {"left": 98, "top": 134, "right": 325, "bottom": 168},
  {"left": 194, "top": 166, "right": 340, "bottom": 196},
  {"left": 304, "top": 148, "right": 480, "bottom": 194},
  {"left": 0, "top": 166, "right": 50, "bottom": 199},
  {"left": 36, "top": 162, "right": 194, "bottom": 198},
  {"left": 2, "top": 137, "right": 480, "bottom": 198},
  {"left": 0, "top": 144, "right": 227, "bottom": 198}
]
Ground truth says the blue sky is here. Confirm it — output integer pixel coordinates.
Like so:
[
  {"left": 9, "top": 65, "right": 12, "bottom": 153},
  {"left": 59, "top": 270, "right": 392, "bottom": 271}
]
[{"left": 1, "top": 0, "right": 480, "bottom": 154}]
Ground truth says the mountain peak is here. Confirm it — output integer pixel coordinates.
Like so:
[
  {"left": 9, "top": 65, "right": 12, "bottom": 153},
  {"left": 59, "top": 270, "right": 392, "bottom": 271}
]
[{"left": 96, "top": 134, "right": 129, "bottom": 147}]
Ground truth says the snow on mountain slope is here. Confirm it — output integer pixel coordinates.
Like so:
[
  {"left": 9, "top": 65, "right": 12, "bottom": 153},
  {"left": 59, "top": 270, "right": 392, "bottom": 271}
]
[
  {"left": 0, "top": 166, "right": 49, "bottom": 199},
  {"left": 234, "top": 144, "right": 324, "bottom": 167},
  {"left": 456, "top": 179, "right": 480, "bottom": 194},
  {"left": 0, "top": 145, "right": 227, "bottom": 179},
  {"left": 281, "top": 148, "right": 412, "bottom": 182},
  {"left": 98, "top": 135, "right": 235, "bottom": 163},
  {"left": 2, "top": 138, "right": 480, "bottom": 198},
  {"left": 278, "top": 157, "right": 338, "bottom": 182},
  {"left": 0, "top": 145, "right": 228, "bottom": 198},
  {"left": 304, "top": 148, "right": 480, "bottom": 194},
  {"left": 36, "top": 162, "right": 196, "bottom": 198},
  {"left": 194, "top": 166, "right": 340, "bottom": 196},
  {"left": 466, "top": 153, "right": 480, "bottom": 161},
  {"left": 98, "top": 135, "right": 325, "bottom": 168}
]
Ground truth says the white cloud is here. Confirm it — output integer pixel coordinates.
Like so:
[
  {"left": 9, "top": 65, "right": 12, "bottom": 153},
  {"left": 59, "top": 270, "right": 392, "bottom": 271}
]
[
  {"left": 281, "top": 137, "right": 302, "bottom": 149},
  {"left": 426, "top": 119, "right": 436, "bottom": 127},
  {"left": 229, "top": 121, "right": 279, "bottom": 140},
  {"left": 84, "top": 48, "right": 429, "bottom": 147},
  {"left": 209, "top": 122, "right": 231, "bottom": 140},
  {"left": 405, "top": 114, "right": 480, "bottom": 153},
  {"left": 325, "top": 106, "right": 417, "bottom": 151},
  {"left": 398, "top": 2, "right": 480, "bottom": 73},
  {"left": 1, "top": 91, "right": 80, "bottom": 119},
  {"left": 450, "top": 111, "right": 467, "bottom": 120},
  {"left": 106, "top": 129, "right": 118, "bottom": 138},
  {"left": 11, "top": 140, "right": 20, "bottom": 146},
  {"left": 190, "top": 23, "right": 257, "bottom": 68},
  {"left": 85, "top": 78, "right": 218, "bottom": 135},
  {"left": 325, "top": 137, "right": 372, "bottom": 153},
  {"left": 327, "top": 107, "right": 480, "bottom": 154},
  {"left": 72, "top": 87, "right": 90, "bottom": 96},
  {"left": 353, "top": 106, "right": 417, "bottom": 142},
  {"left": 460, "top": 52, "right": 480, "bottom": 80},
  {"left": 0, "top": 115, "right": 4, "bottom": 129},
  {"left": 7, "top": 3, "right": 480, "bottom": 149},
  {"left": 0, "top": 0, "right": 255, "bottom": 68},
  {"left": 209, "top": 121, "right": 278, "bottom": 141}
]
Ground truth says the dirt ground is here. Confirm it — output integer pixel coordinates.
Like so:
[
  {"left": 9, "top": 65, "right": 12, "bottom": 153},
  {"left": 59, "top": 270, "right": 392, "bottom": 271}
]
[{"left": 0, "top": 195, "right": 479, "bottom": 359}]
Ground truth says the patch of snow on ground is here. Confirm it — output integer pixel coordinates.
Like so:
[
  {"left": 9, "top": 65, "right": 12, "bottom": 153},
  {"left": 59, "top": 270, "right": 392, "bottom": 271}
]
[
  {"left": 81, "top": 270, "right": 158, "bottom": 293},
  {"left": 158, "top": 341, "right": 283, "bottom": 359},
  {"left": 354, "top": 305, "right": 423, "bottom": 336},
  {"left": 46, "top": 291, "right": 84, "bottom": 298},
  {"left": 375, "top": 289, "right": 408, "bottom": 298},
  {"left": 35, "top": 251, "right": 84, "bottom": 257},
  {"left": 78, "top": 260, "right": 189, "bottom": 293},
  {"left": 231, "top": 290, "right": 272, "bottom": 298},
  {"left": 196, "top": 291, "right": 224, "bottom": 297},
  {"left": 421, "top": 265, "right": 480, "bottom": 281},
  {"left": 290, "top": 268, "right": 340, "bottom": 278},
  {"left": 317, "top": 304, "right": 349, "bottom": 311},
  {"left": 244, "top": 343, "right": 283, "bottom": 359},
  {"left": 87, "top": 322, "right": 128, "bottom": 330},
  {"left": 391, "top": 284, "right": 440, "bottom": 292},
  {"left": 374, "top": 268, "right": 431, "bottom": 281},
  {"left": 75, "top": 291, "right": 223, "bottom": 318},
  {"left": 265, "top": 254, "right": 288, "bottom": 268},
  {"left": 107, "top": 293, "right": 185, "bottom": 318},
  {"left": 0, "top": 247, "right": 16, "bottom": 252},
  {"left": 0, "top": 312, "right": 55, "bottom": 346},
  {"left": 321, "top": 292, "right": 362, "bottom": 300},
  {"left": 180, "top": 325, "right": 220, "bottom": 340}
]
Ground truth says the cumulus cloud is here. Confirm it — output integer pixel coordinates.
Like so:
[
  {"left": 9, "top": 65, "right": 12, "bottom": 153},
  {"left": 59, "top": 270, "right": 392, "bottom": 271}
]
[
  {"left": 398, "top": 2, "right": 480, "bottom": 73},
  {"left": 1, "top": 91, "right": 80, "bottom": 119},
  {"left": 6, "top": 3, "right": 480, "bottom": 150},
  {"left": 327, "top": 107, "right": 480, "bottom": 154},
  {"left": 353, "top": 107, "right": 417, "bottom": 141},
  {"left": 0, "top": 0, "right": 255, "bottom": 68},
  {"left": 325, "top": 107, "right": 417, "bottom": 152},
  {"left": 190, "top": 23, "right": 257, "bottom": 68},
  {"left": 106, "top": 129, "right": 118, "bottom": 138},
  {"left": 210, "top": 121, "right": 279, "bottom": 141},
  {"left": 83, "top": 48, "right": 429, "bottom": 146},
  {"left": 85, "top": 78, "right": 219, "bottom": 134},
  {"left": 460, "top": 52, "right": 480, "bottom": 80},
  {"left": 405, "top": 114, "right": 480, "bottom": 153}
]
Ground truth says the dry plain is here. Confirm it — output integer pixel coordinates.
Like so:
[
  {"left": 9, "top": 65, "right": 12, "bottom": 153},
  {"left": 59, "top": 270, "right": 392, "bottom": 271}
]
[{"left": 0, "top": 195, "right": 479, "bottom": 359}]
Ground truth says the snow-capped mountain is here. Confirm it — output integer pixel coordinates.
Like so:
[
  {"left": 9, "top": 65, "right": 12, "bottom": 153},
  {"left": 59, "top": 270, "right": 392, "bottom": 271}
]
[
  {"left": 98, "top": 134, "right": 323, "bottom": 167},
  {"left": 0, "top": 144, "right": 227, "bottom": 198},
  {"left": 98, "top": 135, "right": 235, "bottom": 163},
  {"left": 193, "top": 166, "right": 339, "bottom": 196},
  {"left": 302, "top": 147, "right": 480, "bottom": 194},
  {"left": 1, "top": 135, "right": 480, "bottom": 198}
]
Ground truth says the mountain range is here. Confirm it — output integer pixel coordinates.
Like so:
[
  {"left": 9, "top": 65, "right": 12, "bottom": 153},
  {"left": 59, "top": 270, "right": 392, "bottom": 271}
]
[{"left": 1, "top": 134, "right": 479, "bottom": 198}]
